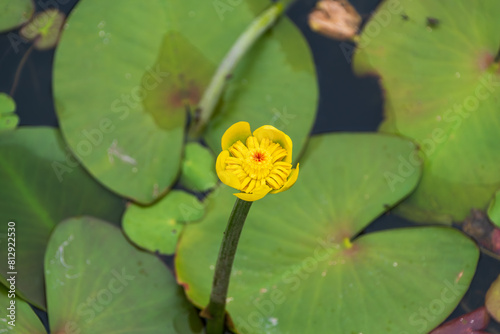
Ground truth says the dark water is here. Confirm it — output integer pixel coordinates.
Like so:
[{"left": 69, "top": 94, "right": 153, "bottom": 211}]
[{"left": 1, "top": 0, "right": 498, "bottom": 332}]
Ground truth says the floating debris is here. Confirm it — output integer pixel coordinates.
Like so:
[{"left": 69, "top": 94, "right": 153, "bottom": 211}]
[
  {"left": 308, "top": 0, "right": 361, "bottom": 41},
  {"left": 426, "top": 17, "right": 440, "bottom": 28}
]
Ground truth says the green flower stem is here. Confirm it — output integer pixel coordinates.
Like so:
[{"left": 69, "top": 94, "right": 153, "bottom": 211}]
[
  {"left": 190, "top": 3, "right": 285, "bottom": 137},
  {"left": 203, "top": 198, "right": 253, "bottom": 334}
]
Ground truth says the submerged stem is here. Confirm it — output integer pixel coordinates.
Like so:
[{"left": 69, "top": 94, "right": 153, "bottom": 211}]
[
  {"left": 190, "top": 3, "right": 285, "bottom": 137},
  {"left": 202, "top": 198, "right": 253, "bottom": 334},
  {"left": 10, "top": 44, "right": 34, "bottom": 96}
]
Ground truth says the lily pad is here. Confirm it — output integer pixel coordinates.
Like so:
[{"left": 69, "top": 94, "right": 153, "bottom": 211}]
[
  {"left": 353, "top": 0, "right": 500, "bottom": 223},
  {"left": 0, "top": 93, "right": 18, "bottom": 131},
  {"left": 0, "top": 285, "right": 46, "bottom": 333},
  {"left": 20, "top": 9, "right": 65, "bottom": 50},
  {"left": 0, "top": 0, "right": 34, "bottom": 33},
  {"left": 123, "top": 190, "right": 205, "bottom": 255},
  {"left": 45, "top": 217, "right": 203, "bottom": 333},
  {"left": 180, "top": 142, "right": 217, "bottom": 192},
  {"left": 176, "top": 133, "right": 479, "bottom": 333},
  {"left": 53, "top": 0, "right": 317, "bottom": 204},
  {"left": 487, "top": 190, "right": 500, "bottom": 228},
  {"left": 486, "top": 274, "right": 500, "bottom": 322},
  {"left": 0, "top": 127, "right": 124, "bottom": 309}
]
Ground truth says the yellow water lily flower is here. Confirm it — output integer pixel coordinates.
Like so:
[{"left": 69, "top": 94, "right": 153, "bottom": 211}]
[{"left": 216, "top": 121, "right": 299, "bottom": 202}]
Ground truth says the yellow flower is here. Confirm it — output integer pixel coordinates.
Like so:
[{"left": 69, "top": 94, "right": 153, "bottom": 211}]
[{"left": 216, "top": 121, "right": 299, "bottom": 202}]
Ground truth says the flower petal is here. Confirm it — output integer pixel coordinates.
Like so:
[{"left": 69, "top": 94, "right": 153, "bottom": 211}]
[
  {"left": 234, "top": 184, "right": 272, "bottom": 202},
  {"left": 216, "top": 150, "right": 229, "bottom": 172},
  {"left": 218, "top": 171, "right": 241, "bottom": 190},
  {"left": 221, "top": 121, "right": 252, "bottom": 151},
  {"left": 216, "top": 150, "right": 241, "bottom": 190},
  {"left": 271, "top": 163, "right": 299, "bottom": 194},
  {"left": 253, "top": 125, "right": 293, "bottom": 163}
]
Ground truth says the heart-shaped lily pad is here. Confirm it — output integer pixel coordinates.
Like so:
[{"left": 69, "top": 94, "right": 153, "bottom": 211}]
[
  {"left": 0, "top": 93, "right": 18, "bottom": 131},
  {"left": 53, "top": 0, "right": 317, "bottom": 204},
  {"left": 123, "top": 190, "right": 205, "bottom": 255},
  {"left": 180, "top": 142, "right": 217, "bottom": 192},
  {"left": 0, "top": 127, "right": 124, "bottom": 309},
  {"left": 0, "top": 285, "right": 46, "bottom": 333},
  {"left": 353, "top": 0, "right": 500, "bottom": 223},
  {"left": 176, "top": 133, "right": 479, "bottom": 333},
  {"left": 20, "top": 9, "right": 65, "bottom": 50},
  {"left": 0, "top": 0, "right": 34, "bottom": 33},
  {"left": 45, "top": 217, "right": 203, "bottom": 333}
]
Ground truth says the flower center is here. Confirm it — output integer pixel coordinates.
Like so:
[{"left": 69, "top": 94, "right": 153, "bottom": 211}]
[
  {"left": 225, "top": 136, "right": 292, "bottom": 193},
  {"left": 252, "top": 151, "right": 266, "bottom": 162}
]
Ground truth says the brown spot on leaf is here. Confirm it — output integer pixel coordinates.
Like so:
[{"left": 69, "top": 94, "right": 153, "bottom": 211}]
[
  {"left": 426, "top": 17, "right": 440, "bottom": 28},
  {"left": 141, "top": 31, "right": 215, "bottom": 130},
  {"left": 462, "top": 209, "right": 500, "bottom": 254},
  {"left": 478, "top": 52, "right": 495, "bottom": 71},
  {"left": 168, "top": 79, "right": 201, "bottom": 109}
]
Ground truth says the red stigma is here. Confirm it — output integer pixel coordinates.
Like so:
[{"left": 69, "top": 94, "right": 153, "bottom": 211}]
[{"left": 253, "top": 152, "right": 265, "bottom": 162}]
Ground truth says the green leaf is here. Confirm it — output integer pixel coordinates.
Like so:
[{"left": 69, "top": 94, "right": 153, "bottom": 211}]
[
  {"left": 20, "top": 9, "right": 65, "bottom": 50},
  {"left": 0, "top": 127, "right": 124, "bottom": 309},
  {"left": 0, "top": 285, "right": 46, "bottom": 333},
  {"left": 0, "top": 93, "right": 18, "bottom": 131},
  {"left": 53, "top": 0, "right": 317, "bottom": 204},
  {"left": 45, "top": 217, "right": 203, "bottom": 334},
  {"left": 123, "top": 190, "right": 204, "bottom": 255},
  {"left": 0, "top": 0, "right": 34, "bottom": 33},
  {"left": 202, "top": 17, "right": 318, "bottom": 160},
  {"left": 176, "top": 134, "right": 479, "bottom": 334},
  {"left": 180, "top": 142, "right": 217, "bottom": 192},
  {"left": 486, "top": 274, "right": 500, "bottom": 322},
  {"left": 488, "top": 190, "right": 500, "bottom": 228},
  {"left": 353, "top": 0, "right": 500, "bottom": 223}
]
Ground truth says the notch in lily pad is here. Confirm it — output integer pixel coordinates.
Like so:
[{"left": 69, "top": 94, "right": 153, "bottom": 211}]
[{"left": 20, "top": 9, "right": 65, "bottom": 50}]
